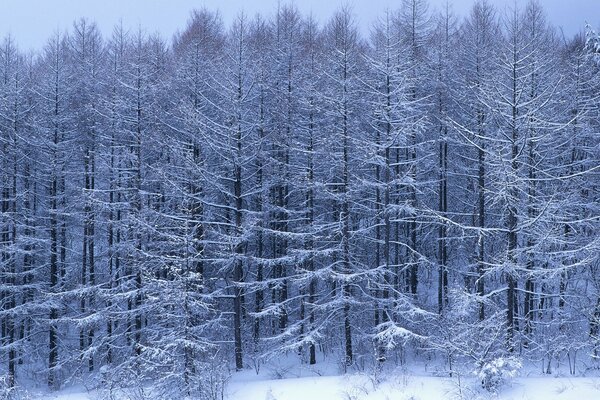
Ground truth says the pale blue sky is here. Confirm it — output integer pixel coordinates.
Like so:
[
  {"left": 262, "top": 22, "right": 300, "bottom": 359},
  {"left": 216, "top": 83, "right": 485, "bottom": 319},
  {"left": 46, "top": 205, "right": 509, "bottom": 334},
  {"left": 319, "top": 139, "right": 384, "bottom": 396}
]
[{"left": 1, "top": 0, "right": 598, "bottom": 51}]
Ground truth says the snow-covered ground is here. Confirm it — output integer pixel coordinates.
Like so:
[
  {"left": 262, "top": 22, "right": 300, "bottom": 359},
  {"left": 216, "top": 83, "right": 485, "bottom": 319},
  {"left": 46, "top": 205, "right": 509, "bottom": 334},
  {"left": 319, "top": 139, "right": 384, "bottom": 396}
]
[
  {"left": 227, "top": 374, "right": 600, "bottom": 400},
  {"left": 32, "top": 371, "right": 600, "bottom": 400}
]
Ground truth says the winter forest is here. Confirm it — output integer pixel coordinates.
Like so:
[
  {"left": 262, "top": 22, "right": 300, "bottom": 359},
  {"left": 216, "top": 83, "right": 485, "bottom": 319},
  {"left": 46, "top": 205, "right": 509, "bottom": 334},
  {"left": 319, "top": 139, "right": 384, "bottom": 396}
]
[{"left": 0, "top": 0, "right": 599, "bottom": 398}]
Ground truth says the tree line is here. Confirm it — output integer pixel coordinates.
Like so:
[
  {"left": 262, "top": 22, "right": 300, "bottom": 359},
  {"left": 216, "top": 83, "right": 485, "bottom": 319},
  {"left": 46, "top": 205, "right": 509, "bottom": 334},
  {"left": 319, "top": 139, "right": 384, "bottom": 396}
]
[{"left": 0, "top": 0, "right": 599, "bottom": 396}]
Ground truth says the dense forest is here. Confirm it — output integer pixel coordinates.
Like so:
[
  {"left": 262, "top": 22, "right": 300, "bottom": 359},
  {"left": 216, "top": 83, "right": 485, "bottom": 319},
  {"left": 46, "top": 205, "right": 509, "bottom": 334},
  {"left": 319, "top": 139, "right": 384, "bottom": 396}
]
[{"left": 0, "top": 0, "right": 599, "bottom": 397}]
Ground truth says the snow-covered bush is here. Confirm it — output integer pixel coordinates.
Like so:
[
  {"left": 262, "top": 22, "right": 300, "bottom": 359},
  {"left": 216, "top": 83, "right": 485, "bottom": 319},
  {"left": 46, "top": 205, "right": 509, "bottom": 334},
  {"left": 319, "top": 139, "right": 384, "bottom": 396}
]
[
  {"left": 199, "top": 362, "right": 231, "bottom": 400},
  {"left": 0, "top": 376, "right": 31, "bottom": 400},
  {"left": 429, "top": 289, "right": 505, "bottom": 377},
  {"left": 0, "top": 376, "right": 16, "bottom": 400},
  {"left": 475, "top": 356, "right": 522, "bottom": 392}
]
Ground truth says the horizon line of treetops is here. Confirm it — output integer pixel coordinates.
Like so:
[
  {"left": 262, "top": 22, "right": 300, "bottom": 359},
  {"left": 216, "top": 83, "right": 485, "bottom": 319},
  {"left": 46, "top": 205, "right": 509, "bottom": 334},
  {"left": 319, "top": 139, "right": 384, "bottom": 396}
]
[{"left": 0, "top": 0, "right": 599, "bottom": 397}]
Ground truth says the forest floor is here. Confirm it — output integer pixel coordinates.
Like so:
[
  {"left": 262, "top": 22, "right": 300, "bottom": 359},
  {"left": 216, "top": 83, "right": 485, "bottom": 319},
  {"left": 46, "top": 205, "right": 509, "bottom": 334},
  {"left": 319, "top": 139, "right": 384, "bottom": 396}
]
[
  {"left": 28, "top": 358, "right": 600, "bottom": 399},
  {"left": 226, "top": 373, "right": 600, "bottom": 400},
  {"left": 37, "top": 373, "right": 600, "bottom": 400}
]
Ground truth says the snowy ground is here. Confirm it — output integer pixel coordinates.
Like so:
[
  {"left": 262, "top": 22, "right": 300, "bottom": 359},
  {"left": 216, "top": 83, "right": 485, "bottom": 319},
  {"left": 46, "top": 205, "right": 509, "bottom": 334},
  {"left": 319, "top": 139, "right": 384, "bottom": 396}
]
[
  {"left": 226, "top": 374, "right": 600, "bottom": 400},
  {"left": 22, "top": 355, "right": 600, "bottom": 400},
  {"left": 33, "top": 371, "right": 600, "bottom": 400}
]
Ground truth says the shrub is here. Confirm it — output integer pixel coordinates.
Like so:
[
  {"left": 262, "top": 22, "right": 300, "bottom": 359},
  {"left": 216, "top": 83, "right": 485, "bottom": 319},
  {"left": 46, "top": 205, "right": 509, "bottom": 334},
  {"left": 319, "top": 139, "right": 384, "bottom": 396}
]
[{"left": 475, "top": 356, "right": 521, "bottom": 392}]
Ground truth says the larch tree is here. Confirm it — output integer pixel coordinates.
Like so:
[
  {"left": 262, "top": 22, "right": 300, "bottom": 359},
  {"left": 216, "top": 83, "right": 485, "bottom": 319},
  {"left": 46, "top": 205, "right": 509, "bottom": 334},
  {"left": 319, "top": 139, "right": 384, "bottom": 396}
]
[
  {"left": 321, "top": 7, "right": 365, "bottom": 368},
  {"left": 67, "top": 19, "right": 105, "bottom": 372},
  {"left": 36, "top": 31, "right": 72, "bottom": 388},
  {"left": 0, "top": 35, "right": 31, "bottom": 389}
]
